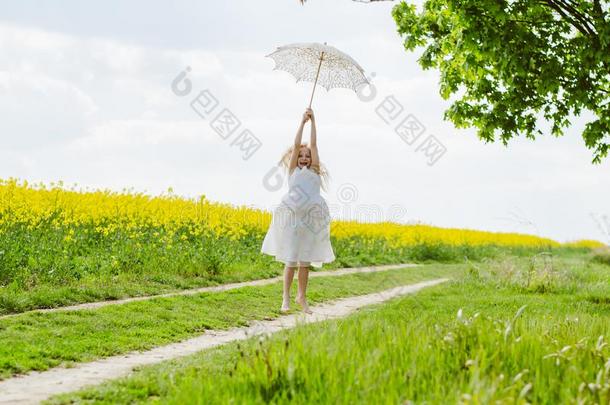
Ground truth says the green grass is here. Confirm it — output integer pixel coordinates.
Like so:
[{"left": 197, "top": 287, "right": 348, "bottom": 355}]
[
  {"left": 1, "top": 214, "right": 584, "bottom": 316},
  {"left": 44, "top": 252, "right": 610, "bottom": 404},
  {"left": 0, "top": 230, "right": 435, "bottom": 316},
  {"left": 591, "top": 248, "right": 610, "bottom": 266},
  {"left": 0, "top": 257, "right": 284, "bottom": 317},
  {"left": 0, "top": 264, "right": 459, "bottom": 380}
]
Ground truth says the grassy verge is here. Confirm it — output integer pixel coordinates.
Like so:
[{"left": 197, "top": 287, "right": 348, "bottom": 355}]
[
  {"left": 0, "top": 264, "right": 460, "bottom": 380},
  {"left": 0, "top": 230, "right": 585, "bottom": 317},
  {"left": 45, "top": 253, "right": 610, "bottom": 404},
  {"left": 0, "top": 232, "right": 427, "bottom": 316}
]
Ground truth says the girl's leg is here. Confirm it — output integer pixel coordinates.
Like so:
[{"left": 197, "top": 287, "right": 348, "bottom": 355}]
[
  {"left": 281, "top": 263, "right": 297, "bottom": 312},
  {"left": 296, "top": 262, "right": 312, "bottom": 314}
]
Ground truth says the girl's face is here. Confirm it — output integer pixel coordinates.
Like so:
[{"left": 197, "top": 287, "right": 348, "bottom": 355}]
[{"left": 297, "top": 146, "right": 311, "bottom": 168}]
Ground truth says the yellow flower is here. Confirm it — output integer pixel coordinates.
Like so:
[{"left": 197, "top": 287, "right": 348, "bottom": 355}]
[{"left": 0, "top": 177, "right": 603, "bottom": 250}]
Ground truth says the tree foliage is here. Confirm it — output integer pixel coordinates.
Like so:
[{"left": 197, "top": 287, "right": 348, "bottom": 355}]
[{"left": 392, "top": 0, "right": 610, "bottom": 163}]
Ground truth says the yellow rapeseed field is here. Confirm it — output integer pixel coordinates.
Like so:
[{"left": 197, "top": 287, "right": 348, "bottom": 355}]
[{"left": 0, "top": 178, "right": 604, "bottom": 249}]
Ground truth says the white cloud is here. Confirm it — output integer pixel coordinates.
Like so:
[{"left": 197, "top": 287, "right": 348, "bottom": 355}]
[{"left": 66, "top": 119, "right": 214, "bottom": 150}]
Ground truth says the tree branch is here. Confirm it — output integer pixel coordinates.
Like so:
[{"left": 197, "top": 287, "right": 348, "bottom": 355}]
[
  {"left": 552, "top": 0, "right": 597, "bottom": 35},
  {"left": 540, "top": 0, "right": 591, "bottom": 36}
]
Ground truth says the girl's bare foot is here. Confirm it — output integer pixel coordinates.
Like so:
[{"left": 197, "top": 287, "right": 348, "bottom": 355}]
[
  {"left": 280, "top": 298, "right": 291, "bottom": 313},
  {"left": 296, "top": 294, "right": 313, "bottom": 314}
]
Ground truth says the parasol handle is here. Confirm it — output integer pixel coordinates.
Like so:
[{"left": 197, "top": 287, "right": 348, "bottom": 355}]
[{"left": 308, "top": 51, "right": 324, "bottom": 109}]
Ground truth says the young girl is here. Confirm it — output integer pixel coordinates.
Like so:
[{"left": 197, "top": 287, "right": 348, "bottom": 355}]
[{"left": 261, "top": 107, "right": 335, "bottom": 314}]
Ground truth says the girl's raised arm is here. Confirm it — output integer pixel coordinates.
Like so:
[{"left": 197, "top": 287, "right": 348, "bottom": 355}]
[
  {"left": 288, "top": 110, "right": 310, "bottom": 174},
  {"left": 308, "top": 108, "right": 320, "bottom": 171}
]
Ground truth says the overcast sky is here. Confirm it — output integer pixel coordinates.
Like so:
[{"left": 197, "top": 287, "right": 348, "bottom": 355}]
[{"left": 1, "top": 0, "right": 608, "bottom": 244}]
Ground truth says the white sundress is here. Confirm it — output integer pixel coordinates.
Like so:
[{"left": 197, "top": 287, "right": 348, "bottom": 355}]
[{"left": 261, "top": 165, "right": 336, "bottom": 268}]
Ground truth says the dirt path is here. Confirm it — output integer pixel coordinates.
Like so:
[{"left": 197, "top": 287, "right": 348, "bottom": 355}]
[
  {"left": 1, "top": 263, "right": 417, "bottom": 320},
  {"left": 0, "top": 277, "right": 447, "bottom": 405}
]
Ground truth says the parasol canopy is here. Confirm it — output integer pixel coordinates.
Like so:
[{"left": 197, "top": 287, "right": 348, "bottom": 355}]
[{"left": 265, "top": 41, "right": 369, "bottom": 108}]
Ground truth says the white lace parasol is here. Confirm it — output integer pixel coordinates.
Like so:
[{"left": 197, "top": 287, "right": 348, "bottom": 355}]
[{"left": 265, "top": 42, "right": 369, "bottom": 108}]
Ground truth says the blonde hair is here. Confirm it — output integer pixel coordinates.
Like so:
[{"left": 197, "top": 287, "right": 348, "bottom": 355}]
[{"left": 279, "top": 143, "right": 330, "bottom": 192}]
